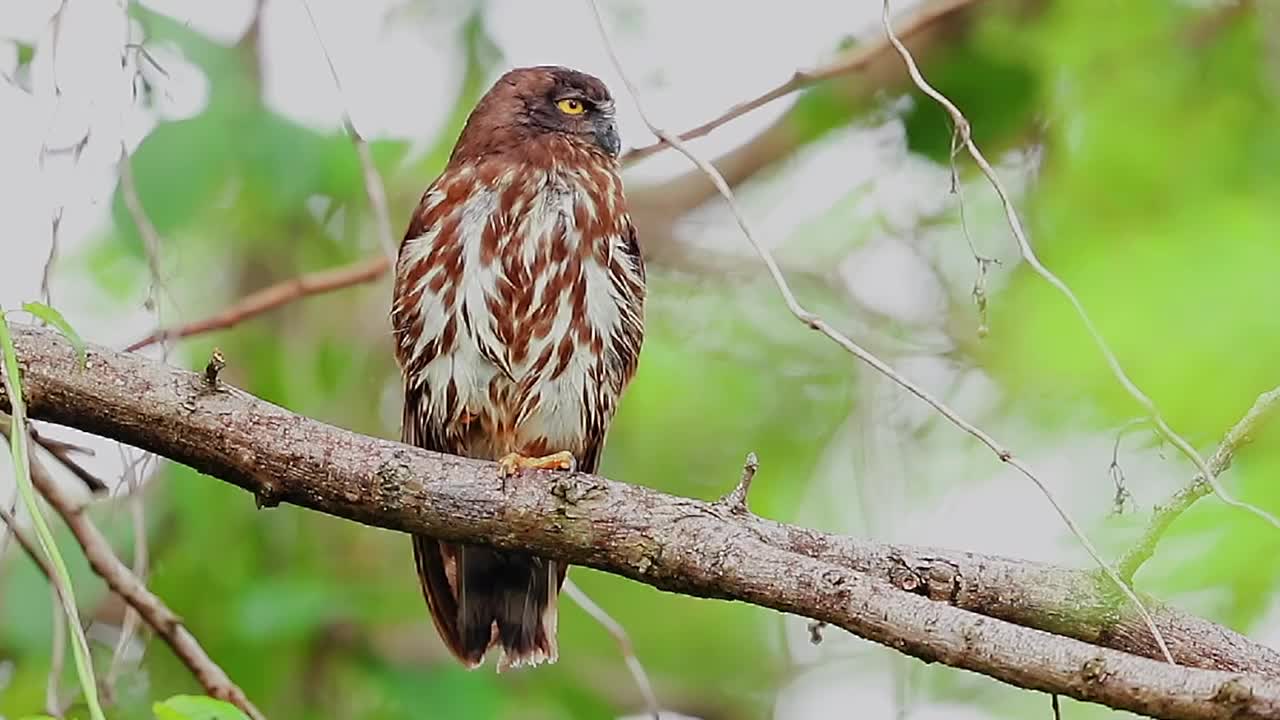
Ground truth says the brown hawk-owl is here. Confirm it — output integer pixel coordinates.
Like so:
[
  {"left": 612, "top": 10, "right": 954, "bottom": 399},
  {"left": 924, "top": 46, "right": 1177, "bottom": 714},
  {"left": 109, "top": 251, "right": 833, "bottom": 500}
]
[{"left": 390, "top": 66, "right": 646, "bottom": 670}]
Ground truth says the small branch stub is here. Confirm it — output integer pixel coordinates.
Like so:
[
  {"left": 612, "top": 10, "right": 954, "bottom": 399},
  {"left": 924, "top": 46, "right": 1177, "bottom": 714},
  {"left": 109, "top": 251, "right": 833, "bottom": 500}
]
[
  {"left": 808, "top": 620, "right": 827, "bottom": 645},
  {"left": 720, "top": 452, "right": 760, "bottom": 514},
  {"left": 204, "top": 347, "right": 225, "bottom": 388}
]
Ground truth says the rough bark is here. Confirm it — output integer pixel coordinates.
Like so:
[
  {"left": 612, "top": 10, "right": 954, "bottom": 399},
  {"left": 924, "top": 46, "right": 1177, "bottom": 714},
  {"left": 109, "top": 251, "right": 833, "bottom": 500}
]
[{"left": 5, "top": 324, "right": 1280, "bottom": 720}]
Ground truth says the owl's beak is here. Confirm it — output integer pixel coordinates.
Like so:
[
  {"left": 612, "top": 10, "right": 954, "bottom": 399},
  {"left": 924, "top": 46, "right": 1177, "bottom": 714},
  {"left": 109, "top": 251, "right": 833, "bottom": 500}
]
[{"left": 594, "top": 118, "right": 621, "bottom": 158}]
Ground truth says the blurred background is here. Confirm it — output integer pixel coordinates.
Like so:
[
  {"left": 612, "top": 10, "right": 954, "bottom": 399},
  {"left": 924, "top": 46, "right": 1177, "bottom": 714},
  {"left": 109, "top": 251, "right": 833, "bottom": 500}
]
[{"left": 2, "top": 0, "right": 1279, "bottom": 718}]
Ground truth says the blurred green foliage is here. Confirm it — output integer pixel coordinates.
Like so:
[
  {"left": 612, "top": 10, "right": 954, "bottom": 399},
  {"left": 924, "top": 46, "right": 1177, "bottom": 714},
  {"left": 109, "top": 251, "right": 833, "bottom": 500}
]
[
  {"left": 4, "top": 2, "right": 1280, "bottom": 719},
  {"left": 988, "top": 2, "right": 1280, "bottom": 438},
  {"left": 152, "top": 696, "right": 249, "bottom": 720}
]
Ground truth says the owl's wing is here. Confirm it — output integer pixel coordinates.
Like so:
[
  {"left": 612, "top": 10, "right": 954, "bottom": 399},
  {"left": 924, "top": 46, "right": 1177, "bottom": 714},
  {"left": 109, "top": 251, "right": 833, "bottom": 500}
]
[
  {"left": 400, "top": 386, "right": 478, "bottom": 665},
  {"left": 576, "top": 217, "right": 646, "bottom": 477}
]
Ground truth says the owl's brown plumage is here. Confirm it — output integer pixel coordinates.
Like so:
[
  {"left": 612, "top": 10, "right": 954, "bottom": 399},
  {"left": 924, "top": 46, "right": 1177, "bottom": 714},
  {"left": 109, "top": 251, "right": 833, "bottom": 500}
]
[{"left": 390, "top": 66, "right": 645, "bottom": 670}]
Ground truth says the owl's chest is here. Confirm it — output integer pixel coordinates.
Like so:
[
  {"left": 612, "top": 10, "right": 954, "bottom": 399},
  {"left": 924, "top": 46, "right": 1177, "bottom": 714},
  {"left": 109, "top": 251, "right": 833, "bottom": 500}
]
[{"left": 399, "top": 170, "right": 628, "bottom": 453}]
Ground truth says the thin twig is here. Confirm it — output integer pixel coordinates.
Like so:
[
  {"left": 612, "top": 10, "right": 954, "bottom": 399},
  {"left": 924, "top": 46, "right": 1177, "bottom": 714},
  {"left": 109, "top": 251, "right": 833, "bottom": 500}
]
[
  {"left": 586, "top": 0, "right": 1175, "bottom": 665},
  {"left": 879, "top": 0, "right": 1280, "bottom": 535},
  {"left": 0, "top": 503, "right": 62, "bottom": 716},
  {"left": 947, "top": 131, "right": 999, "bottom": 339},
  {"left": 29, "top": 427, "right": 94, "bottom": 458},
  {"left": 106, "top": 447, "right": 152, "bottom": 691},
  {"left": 0, "top": 503, "right": 54, "bottom": 581},
  {"left": 42, "top": 209, "right": 63, "bottom": 305},
  {"left": 1108, "top": 418, "right": 1147, "bottom": 516},
  {"left": 48, "top": 592, "right": 66, "bottom": 717},
  {"left": 299, "top": 0, "right": 398, "bottom": 264},
  {"left": 125, "top": 43, "right": 171, "bottom": 81},
  {"left": 45, "top": 0, "right": 68, "bottom": 96},
  {"left": 28, "top": 449, "right": 265, "bottom": 720},
  {"left": 124, "top": 255, "right": 389, "bottom": 352},
  {"left": 30, "top": 426, "right": 108, "bottom": 493},
  {"left": 562, "top": 579, "right": 661, "bottom": 719},
  {"left": 1118, "top": 385, "right": 1280, "bottom": 581},
  {"left": 118, "top": 143, "right": 168, "bottom": 319},
  {"left": 619, "top": 0, "right": 980, "bottom": 164},
  {"left": 0, "top": 490, "right": 19, "bottom": 565}
]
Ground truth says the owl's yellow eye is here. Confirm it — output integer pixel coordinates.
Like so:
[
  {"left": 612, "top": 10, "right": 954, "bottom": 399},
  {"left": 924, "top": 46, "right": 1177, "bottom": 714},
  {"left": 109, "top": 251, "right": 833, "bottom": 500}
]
[{"left": 556, "top": 98, "right": 586, "bottom": 115}]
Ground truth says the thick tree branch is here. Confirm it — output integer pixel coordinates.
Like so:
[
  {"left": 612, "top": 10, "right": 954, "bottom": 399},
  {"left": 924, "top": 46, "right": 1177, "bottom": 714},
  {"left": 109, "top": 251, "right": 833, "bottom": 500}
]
[{"left": 5, "top": 325, "right": 1280, "bottom": 719}]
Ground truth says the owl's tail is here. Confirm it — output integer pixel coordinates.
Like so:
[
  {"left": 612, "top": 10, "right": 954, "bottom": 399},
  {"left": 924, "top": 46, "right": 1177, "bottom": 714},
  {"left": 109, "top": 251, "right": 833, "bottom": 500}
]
[{"left": 413, "top": 535, "right": 562, "bottom": 670}]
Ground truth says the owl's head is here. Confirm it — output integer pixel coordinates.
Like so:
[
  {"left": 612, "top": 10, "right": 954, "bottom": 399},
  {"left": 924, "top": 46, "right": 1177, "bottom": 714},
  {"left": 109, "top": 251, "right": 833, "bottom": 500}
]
[{"left": 452, "top": 65, "right": 622, "bottom": 162}]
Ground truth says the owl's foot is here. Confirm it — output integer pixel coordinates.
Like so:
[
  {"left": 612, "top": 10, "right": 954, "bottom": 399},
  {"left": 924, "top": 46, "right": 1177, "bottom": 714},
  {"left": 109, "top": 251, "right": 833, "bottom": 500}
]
[{"left": 498, "top": 450, "right": 577, "bottom": 478}]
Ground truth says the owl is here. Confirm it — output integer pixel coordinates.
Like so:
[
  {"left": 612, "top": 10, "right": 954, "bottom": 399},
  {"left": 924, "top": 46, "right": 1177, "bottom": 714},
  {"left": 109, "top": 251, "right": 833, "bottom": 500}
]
[{"left": 390, "top": 66, "right": 646, "bottom": 670}]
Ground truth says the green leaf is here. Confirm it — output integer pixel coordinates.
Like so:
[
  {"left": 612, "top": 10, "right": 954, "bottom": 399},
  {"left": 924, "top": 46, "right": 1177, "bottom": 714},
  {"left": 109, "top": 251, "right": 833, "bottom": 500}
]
[
  {"left": 153, "top": 695, "right": 251, "bottom": 720},
  {"left": 21, "top": 302, "right": 86, "bottom": 367}
]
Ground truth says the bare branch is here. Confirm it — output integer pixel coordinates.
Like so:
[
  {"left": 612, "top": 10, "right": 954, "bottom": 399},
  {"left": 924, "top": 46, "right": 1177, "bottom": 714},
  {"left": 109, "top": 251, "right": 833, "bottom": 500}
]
[
  {"left": 299, "top": 0, "right": 398, "bottom": 264},
  {"left": 586, "top": 0, "right": 1174, "bottom": 666},
  {"left": 9, "top": 325, "right": 1280, "bottom": 720},
  {"left": 25, "top": 434, "right": 264, "bottom": 720},
  {"left": 562, "top": 579, "right": 661, "bottom": 719},
  {"left": 1118, "top": 385, "right": 1280, "bottom": 581},
  {"left": 878, "top": 0, "right": 1280, "bottom": 534},
  {"left": 124, "top": 255, "right": 389, "bottom": 352}
]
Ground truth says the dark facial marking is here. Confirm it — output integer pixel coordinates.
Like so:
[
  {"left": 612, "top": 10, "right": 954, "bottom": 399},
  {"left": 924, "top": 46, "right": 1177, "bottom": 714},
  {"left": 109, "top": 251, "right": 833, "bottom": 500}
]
[{"left": 523, "top": 67, "right": 620, "bottom": 157}]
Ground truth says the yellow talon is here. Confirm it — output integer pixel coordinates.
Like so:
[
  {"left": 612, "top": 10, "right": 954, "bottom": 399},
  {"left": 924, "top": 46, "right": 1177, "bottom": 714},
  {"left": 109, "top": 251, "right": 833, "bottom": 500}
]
[{"left": 498, "top": 450, "right": 577, "bottom": 477}]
